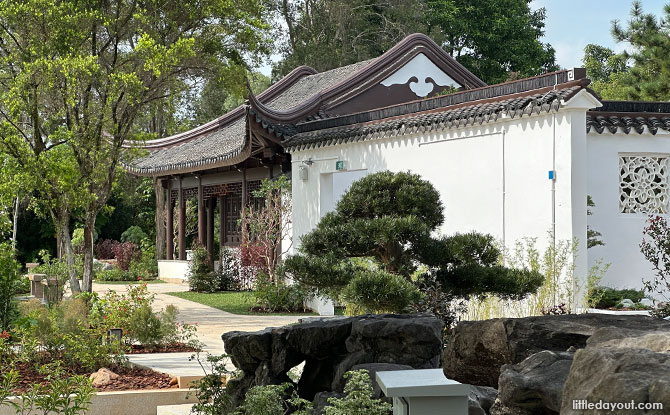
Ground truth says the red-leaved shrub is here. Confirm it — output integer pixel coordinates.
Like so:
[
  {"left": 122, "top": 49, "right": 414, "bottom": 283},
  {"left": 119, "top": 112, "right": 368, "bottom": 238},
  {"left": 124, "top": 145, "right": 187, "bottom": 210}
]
[
  {"left": 112, "top": 242, "right": 138, "bottom": 271},
  {"left": 95, "top": 239, "right": 119, "bottom": 260}
]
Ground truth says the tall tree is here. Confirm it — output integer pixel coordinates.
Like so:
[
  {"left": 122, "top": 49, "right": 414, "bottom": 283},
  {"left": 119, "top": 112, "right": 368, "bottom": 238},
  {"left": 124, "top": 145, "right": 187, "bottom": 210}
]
[
  {"left": 272, "top": 0, "right": 557, "bottom": 84},
  {"left": 0, "top": 0, "right": 272, "bottom": 292},
  {"left": 581, "top": 44, "right": 631, "bottom": 100},
  {"left": 612, "top": 1, "right": 670, "bottom": 101}
]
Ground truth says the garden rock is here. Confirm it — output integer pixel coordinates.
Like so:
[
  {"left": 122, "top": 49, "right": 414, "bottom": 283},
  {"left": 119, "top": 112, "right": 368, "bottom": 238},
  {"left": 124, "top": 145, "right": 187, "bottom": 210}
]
[
  {"left": 587, "top": 327, "right": 670, "bottom": 351},
  {"left": 560, "top": 346, "right": 670, "bottom": 414},
  {"left": 619, "top": 298, "right": 635, "bottom": 307},
  {"left": 490, "top": 350, "right": 573, "bottom": 415},
  {"left": 443, "top": 314, "right": 670, "bottom": 387},
  {"left": 640, "top": 298, "right": 655, "bottom": 307},
  {"left": 89, "top": 368, "right": 119, "bottom": 387},
  {"left": 469, "top": 385, "right": 497, "bottom": 415},
  {"left": 221, "top": 314, "right": 442, "bottom": 407}
]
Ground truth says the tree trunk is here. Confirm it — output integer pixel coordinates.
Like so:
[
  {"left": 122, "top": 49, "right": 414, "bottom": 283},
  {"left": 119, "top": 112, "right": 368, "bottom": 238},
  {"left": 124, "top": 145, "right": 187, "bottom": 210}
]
[
  {"left": 53, "top": 209, "right": 80, "bottom": 293},
  {"left": 154, "top": 178, "right": 166, "bottom": 260},
  {"left": 81, "top": 216, "right": 96, "bottom": 292},
  {"left": 11, "top": 196, "right": 19, "bottom": 249}
]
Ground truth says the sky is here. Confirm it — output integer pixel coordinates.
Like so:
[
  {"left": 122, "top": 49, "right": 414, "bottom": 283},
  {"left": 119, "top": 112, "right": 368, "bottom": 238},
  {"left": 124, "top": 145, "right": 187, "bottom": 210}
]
[{"left": 534, "top": 0, "right": 667, "bottom": 69}]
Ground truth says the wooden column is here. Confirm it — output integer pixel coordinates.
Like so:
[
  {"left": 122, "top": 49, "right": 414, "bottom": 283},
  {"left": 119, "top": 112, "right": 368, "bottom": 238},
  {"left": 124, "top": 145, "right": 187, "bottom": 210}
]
[
  {"left": 198, "top": 177, "right": 206, "bottom": 246},
  {"left": 219, "top": 195, "right": 226, "bottom": 248},
  {"left": 178, "top": 177, "right": 186, "bottom": 260},
  {"left": 166, "top": 179, "right": 174, "bottom": 260},
  {"left": 242, "top": 169, "right": 248, "bottom": 208},
  {"left": 207, "top": 197, "right": 215, "bottom": 260}
]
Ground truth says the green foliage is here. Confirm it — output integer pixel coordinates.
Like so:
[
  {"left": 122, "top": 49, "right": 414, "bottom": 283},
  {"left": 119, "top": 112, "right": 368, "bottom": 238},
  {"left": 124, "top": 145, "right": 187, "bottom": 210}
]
[
  {"left": 128, "top": 304, "right": 163, "bottom": 347},
  {"left": 189, "top": 244, "right": 217, "bottom": 293},
  {"left": 97, "top": 268, "right": 134, "bottom": 282},
  {"left": 586, "top": 196, "right": 605, "bottom": 249},
  {"left": 274, "top": 0, "right": 555, "bottom": 84},
  {"left": 587, "top": 287, "right": 646, "bottom": 309},
  {"left": 342, "top": 269, "right": 422, "bottom": 314},
  {"left": 218, "top": 247, "right": 242, "bottom": 291},
  {"left": 0, "top": 243, "right": 21, "bottom": 331},
  {"left": 121, "top": 226, "right": 149, "bottom": 246},
  {"left": 252, "top": 272, "right": 308, "bottom": 313},
  {"left": 641, "top": 215, "right": 670, "bottom": 305},
  {"left": 3, "top": 364, "right": 94, "bottom": 415},
  {"left": 128, "top": 245, "right": 159, "bottom": 281},
  {"left": 325, "top": 370, "right": 391, "bottom": 415},
  {"left": 234, "top": 383, "right": 309, "bottom": 415},
  {"left": 190, "top": 353, "right": 236, "bottom": 415},
  {"left": 286, "top": 171, "right": 542, "bottom": 316},
  {"left": 611, "top": 1, "right": 670, "bottom": 100}
]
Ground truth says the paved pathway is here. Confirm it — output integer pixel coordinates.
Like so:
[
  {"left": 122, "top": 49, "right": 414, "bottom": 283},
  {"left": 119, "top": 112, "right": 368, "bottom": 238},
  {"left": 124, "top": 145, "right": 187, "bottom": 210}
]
[{"left": 92, "top": 282, "right": 307, "bottom": 353}]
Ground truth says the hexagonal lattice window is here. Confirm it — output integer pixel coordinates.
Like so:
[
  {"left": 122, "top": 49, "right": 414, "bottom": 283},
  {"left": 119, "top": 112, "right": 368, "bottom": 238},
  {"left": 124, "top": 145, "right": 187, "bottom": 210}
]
[{"left": 619, "top": 155, "right": 669, "bottom": 213}]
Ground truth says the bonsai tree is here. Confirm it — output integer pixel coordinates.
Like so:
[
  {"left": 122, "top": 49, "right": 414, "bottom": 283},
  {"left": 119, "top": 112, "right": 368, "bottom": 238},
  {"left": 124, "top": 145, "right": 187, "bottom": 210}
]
[{"left": 285, "top": 171, "right": 543, "bottom": 317}]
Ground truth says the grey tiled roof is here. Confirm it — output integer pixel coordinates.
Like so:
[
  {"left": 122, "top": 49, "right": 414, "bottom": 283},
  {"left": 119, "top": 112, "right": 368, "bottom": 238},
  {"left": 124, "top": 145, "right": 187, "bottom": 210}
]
[
  {"left": 127, "top": 60, "right": 373, "bottom": 176},
  {"left": 587, "top": 101, "right": 670, "bottom": 135},
  {"left": 129, "top": 118, "right": 248, "bottom": 175},
  {"left": 265, "top": 60, "right": 373, "bottom": 111},
  {"left": 284, "top": 86, "right": 581, "bottom": 151}
]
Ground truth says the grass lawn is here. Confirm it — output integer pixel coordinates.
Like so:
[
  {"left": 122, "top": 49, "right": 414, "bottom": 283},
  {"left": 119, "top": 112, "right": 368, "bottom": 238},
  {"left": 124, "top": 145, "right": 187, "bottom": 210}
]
[
  {"left": 93, "top": 279, "right": 166, "bottom": 285},
  {"left": 167, "top": 291, "right": 318, "bottom": 316}
]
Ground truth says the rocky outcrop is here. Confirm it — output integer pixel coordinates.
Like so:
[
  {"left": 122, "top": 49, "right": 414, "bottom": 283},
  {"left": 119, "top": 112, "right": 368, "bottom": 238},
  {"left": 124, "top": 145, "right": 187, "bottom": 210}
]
[
  {"left": 560, "top": 331, "right": 670, "bottom": 415},
  {"left": 221, "top": 314, "right": 442, "bottom": 408},
  {"left": 89, "top": 368, "right": 119, "bottom": 387},
  {"left": 469, "top": 385, "right": 497, "bottom": 415},
  {"left": 490, "top": 350, "right": 573, "bottom": 415},
  {"left": 443, "top": 314, "right": 670, "bottom": 387}
]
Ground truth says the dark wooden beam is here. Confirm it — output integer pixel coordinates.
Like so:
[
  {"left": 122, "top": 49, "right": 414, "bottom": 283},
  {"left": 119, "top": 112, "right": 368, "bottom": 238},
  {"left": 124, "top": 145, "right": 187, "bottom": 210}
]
[
  {"left": 198, "top": 176, "right": 206, "bottom": 246},
  {"left": 207, "top": 197, "right": 215, "bottom": 261},
  {"left": 166, "top": 179, "right": 174, "bottom": 260}
]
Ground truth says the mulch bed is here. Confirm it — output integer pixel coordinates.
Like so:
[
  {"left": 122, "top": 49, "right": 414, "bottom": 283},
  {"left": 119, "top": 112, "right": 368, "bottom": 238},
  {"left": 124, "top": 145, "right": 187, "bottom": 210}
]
[
  {"left": 128, "top": 343, "right": 199, "bottom": 354},
  {"left": 10, "top": 361, "right": 175, "bottom": 394}
]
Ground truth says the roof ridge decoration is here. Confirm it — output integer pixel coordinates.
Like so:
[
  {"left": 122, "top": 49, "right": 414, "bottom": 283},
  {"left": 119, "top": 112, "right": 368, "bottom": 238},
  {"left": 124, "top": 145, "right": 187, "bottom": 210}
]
[
  {"left": 283, "top": 79, "right": 590, "bottom": 151},
  {"left": 246, "top": 33, "right": 487, "bottom": 123},
  {"left": 587, "top": 100, "right": 670, "bottom": 135},
  {"left": 291, "top": 68, "right": 588, "bottom": 135}
]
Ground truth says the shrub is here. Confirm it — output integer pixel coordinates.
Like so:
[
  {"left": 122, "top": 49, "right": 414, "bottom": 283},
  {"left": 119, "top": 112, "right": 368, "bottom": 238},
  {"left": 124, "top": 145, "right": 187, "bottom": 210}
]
[
  {"left": 112, "top": 242, "right": 138, "bottom": 271},
  {"left": 128, "top": 246, "right": 158, "bottom": 281},
  {"left": 121, "top": 226, "right": 148, "bottom": 245},
  {"left": 325, "top": 370, "right": 392, "bottom": 415},
  {"left": 0, "top": 244, "right": 21, "bottom": 331},
  {"left": 128, "top": 303, "right": 163, "bottom": 347},
  {"left": 234, "top": 383, "right": 311, "bottom": 415},
  {"left": 586, "top": 287, "right": 645, "bottom": 309},
  {"left": 95, "top": 239, "right": 118, "bottom": 260},
  {"left": 252, "top": 272, "right": 308, "bottom": 313},
  {"left": 641, "top": 215, "right": 670, "bottom": 307},
  {"left": 96, "top": 268, "right": 134, "bottom": 282},
  {"left": 285, "top": 171, "right": 543, "bottom": 315},
  {"left": 188, "top": 244, "right": 217, "bottom": 293},
  {"left": 341, "top": 269, "right": 422, "bottom": 314},
  {"left": 190, "top": 354, "right": 236, "bottom": 415},
  {"left": 218, "top": 247, "right": 241, "bottom": 291}
]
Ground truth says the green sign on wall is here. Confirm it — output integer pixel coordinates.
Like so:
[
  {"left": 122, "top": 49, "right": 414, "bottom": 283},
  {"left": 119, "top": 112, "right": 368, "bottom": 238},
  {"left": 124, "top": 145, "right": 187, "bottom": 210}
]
[{"left": 336, "top": 160, "right": 346, "bottom": 170}]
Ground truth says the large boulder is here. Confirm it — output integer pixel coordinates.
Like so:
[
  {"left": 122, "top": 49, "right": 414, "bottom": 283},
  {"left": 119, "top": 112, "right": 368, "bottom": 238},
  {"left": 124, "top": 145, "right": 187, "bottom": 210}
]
[
  {"left": 490, "top": 350, "right": 573, "bottom": 415},
  {"left": 469, "top": 385, "right": 497, "bottom": 415},
  {"left": 443, "top": 314, "right": 670, "bottom": 387},
  {"left": 560, "top": 347, "right": 670, "bottom": 414},
  {"left": 221, "top": 314, "right": 443, "bottom": 407}
]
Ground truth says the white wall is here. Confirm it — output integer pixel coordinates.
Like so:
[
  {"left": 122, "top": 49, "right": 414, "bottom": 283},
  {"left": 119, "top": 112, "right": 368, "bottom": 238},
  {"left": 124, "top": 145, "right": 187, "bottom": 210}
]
[
  {"left": 586, "top": 129, "right": 670, "bottom": 289},
  {"left": 290, "top": 108, "right": 589, "bottom": 278}
]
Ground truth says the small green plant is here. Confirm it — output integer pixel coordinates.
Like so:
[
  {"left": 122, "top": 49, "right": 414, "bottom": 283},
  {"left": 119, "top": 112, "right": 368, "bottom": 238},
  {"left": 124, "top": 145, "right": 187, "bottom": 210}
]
[
  {"left": 189, "top": 244, "right": 217, "bottom": 293},
  {"left": 342, "top": 269, "right": 422, "bottom": 314},
  {"left": 325, "top": 370, "right": 392, "bottom": 415},
  {"left": 586, "top": 286, "right": 645, "bottom": 309},
  {"left": 252, "top": 271, "right": 308, "bottom": 313},
  {"left": 189, "top": 353, "right": 237, "bottom": 415},
  {"left": 234, "top": 383, "right": 312, "bottom": 415},
  {"left": 0, "top": 243, "right": 21, "bottom": 330},
  {"left": 640, "top": 215, "right": 670, "bottom": 315},
  {"left": 96, "top": 268, "right": 133, "bottom": 282}
]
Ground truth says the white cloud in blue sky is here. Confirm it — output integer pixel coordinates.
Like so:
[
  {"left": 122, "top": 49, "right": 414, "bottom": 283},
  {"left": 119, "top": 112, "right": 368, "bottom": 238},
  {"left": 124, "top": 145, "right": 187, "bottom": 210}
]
[{"left": 534, "top": 0, "right": 667, "bottom": 69}]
